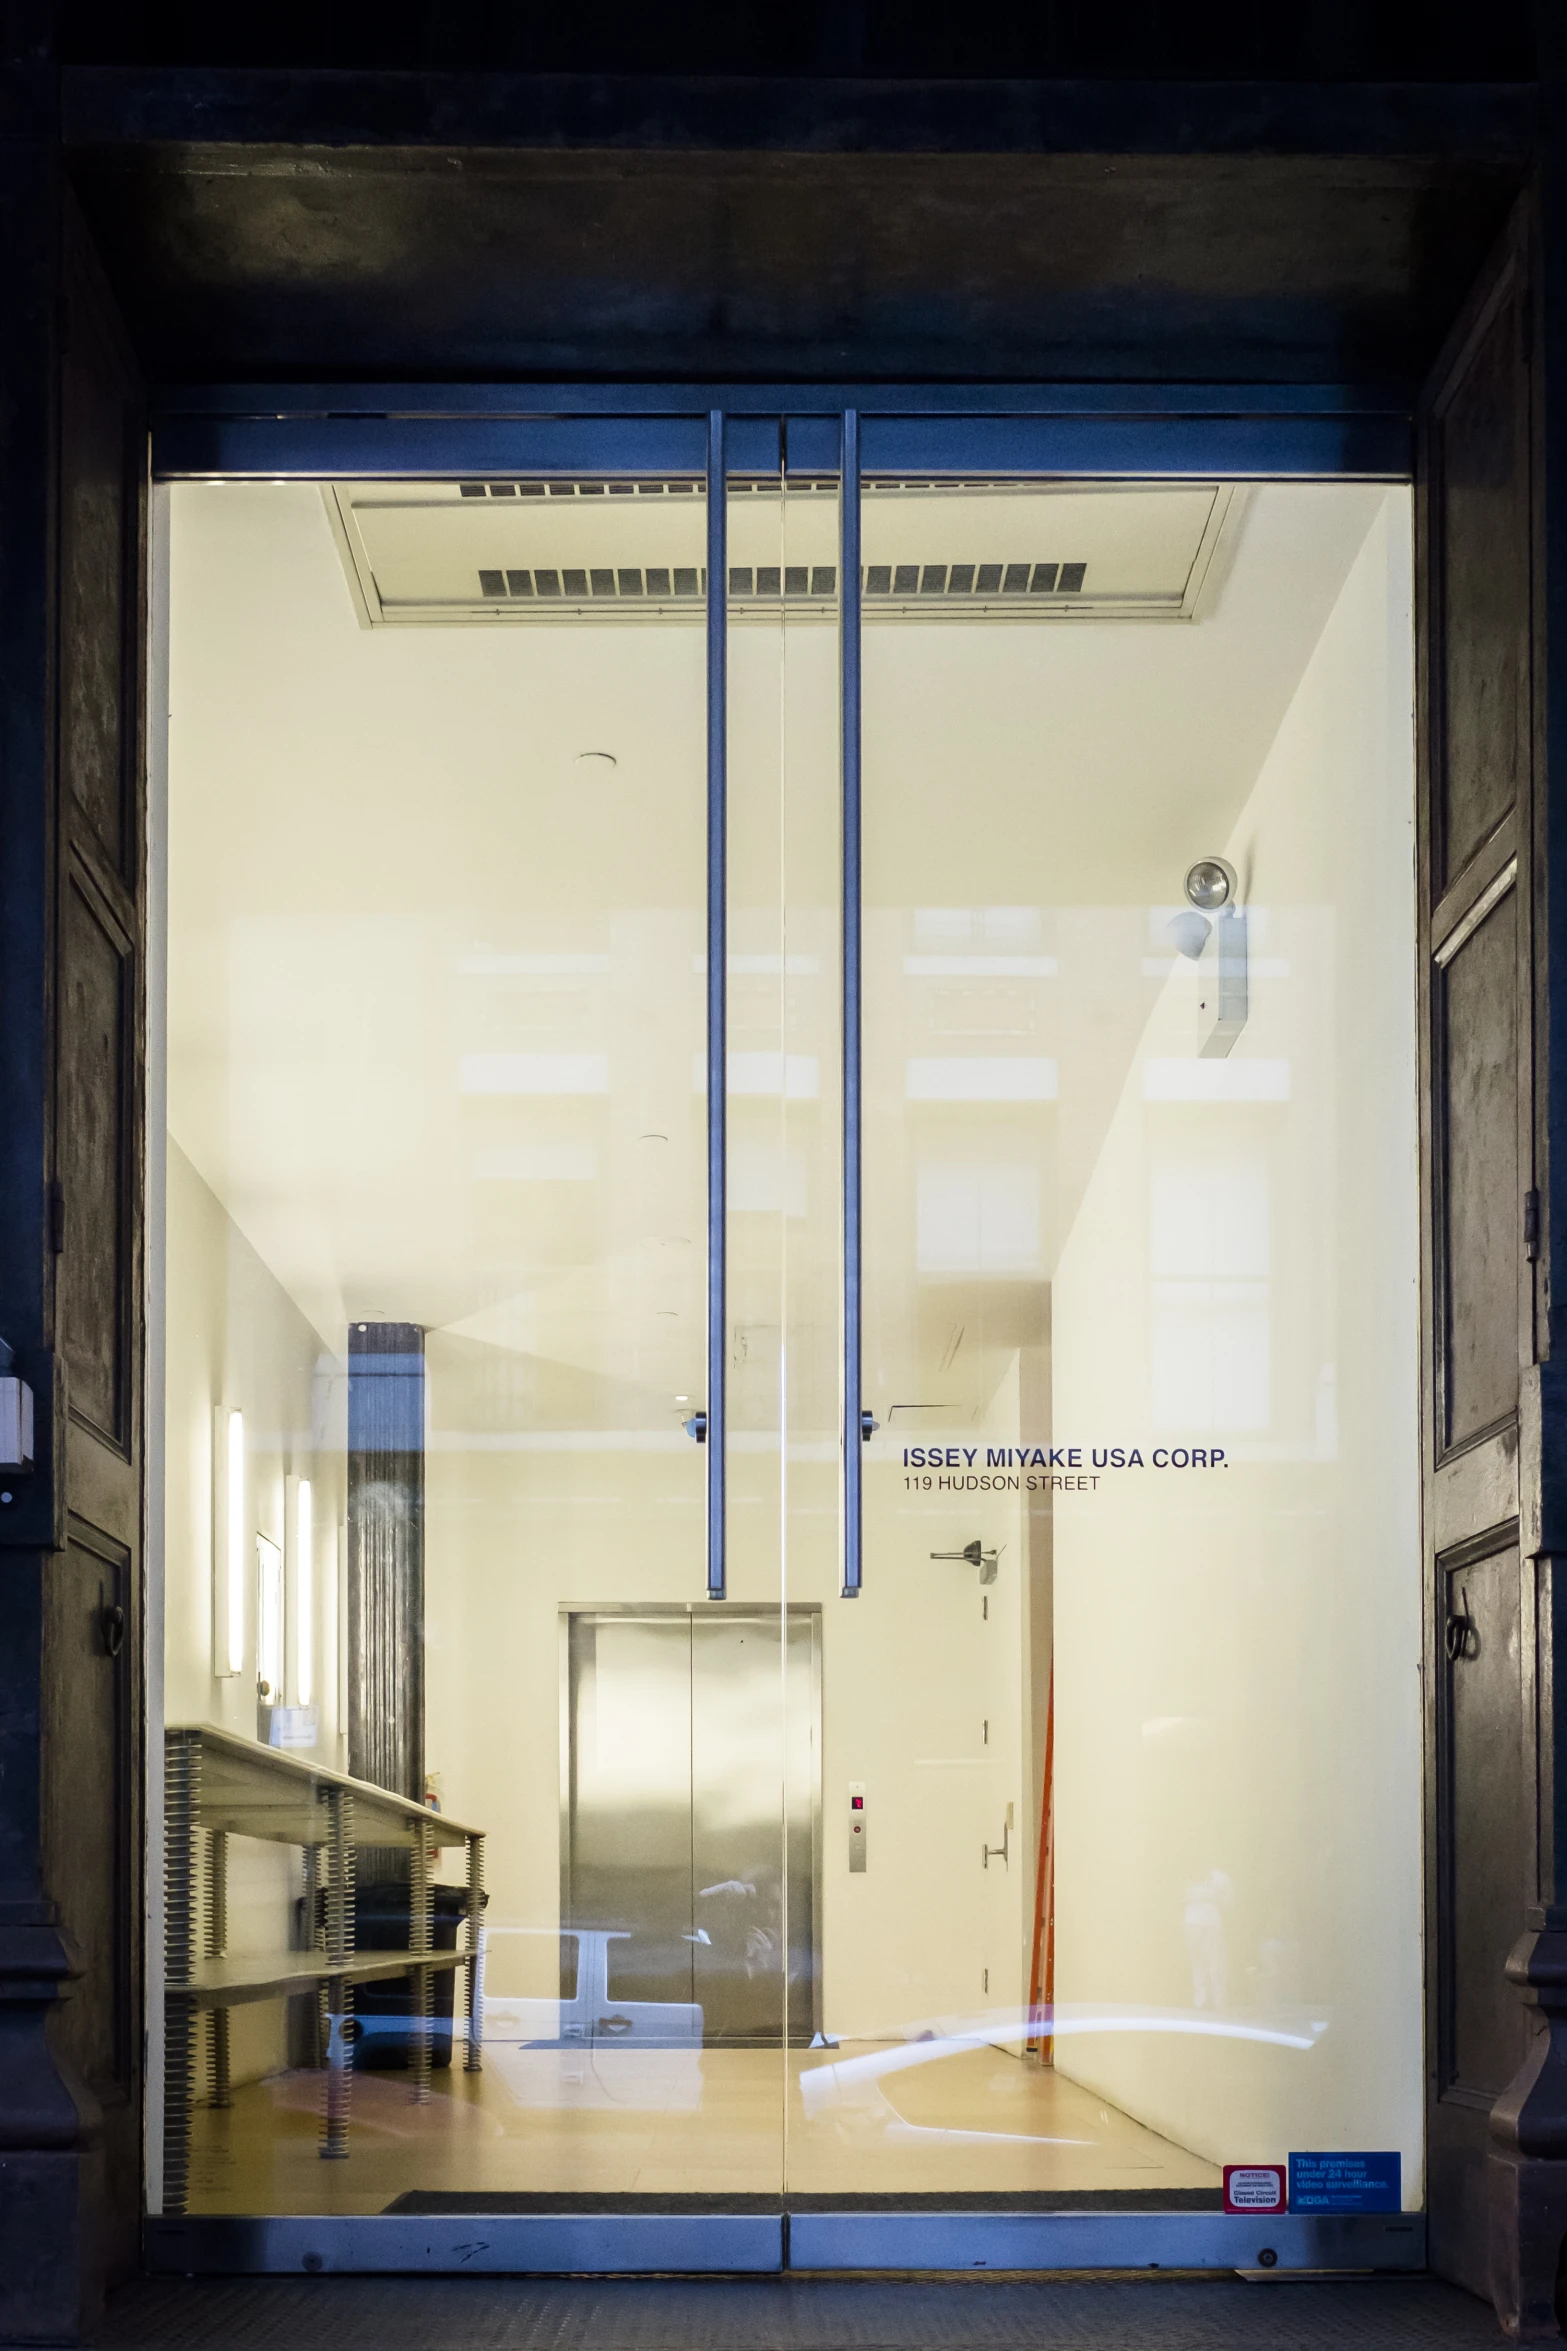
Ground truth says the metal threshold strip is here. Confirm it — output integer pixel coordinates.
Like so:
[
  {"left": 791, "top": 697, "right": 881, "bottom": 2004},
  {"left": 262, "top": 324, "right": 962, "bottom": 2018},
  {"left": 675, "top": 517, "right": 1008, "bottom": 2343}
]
[{"left": 146, "top": 2209, "right": 1425, "bottom": 2276}]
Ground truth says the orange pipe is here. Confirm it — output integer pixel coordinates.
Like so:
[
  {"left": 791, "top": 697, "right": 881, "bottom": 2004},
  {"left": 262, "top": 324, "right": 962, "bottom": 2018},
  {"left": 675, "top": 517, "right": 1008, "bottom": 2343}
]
[{"left": 1026, "top": 1665, "right": 1055, "bottom": 2063}]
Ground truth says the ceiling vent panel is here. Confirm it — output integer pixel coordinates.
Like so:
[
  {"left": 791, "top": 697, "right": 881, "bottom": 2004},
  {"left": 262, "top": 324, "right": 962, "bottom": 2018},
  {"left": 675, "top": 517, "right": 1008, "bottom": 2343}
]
[{"left": 326, "top": 481, "right": 1241, "bottom": 626}]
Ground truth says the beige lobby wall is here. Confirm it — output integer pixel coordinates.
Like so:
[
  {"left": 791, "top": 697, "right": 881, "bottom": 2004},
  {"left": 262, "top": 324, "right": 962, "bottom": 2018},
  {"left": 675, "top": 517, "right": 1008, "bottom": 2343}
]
[
  {"left": 1048, "top": 492, "right": 1423, "bottom": 2188},
  {"left": 420, "top": 1354, "right": 1035, "bottom": 2034},
  {"left": 420, "top": 1426, "right": 711, "bottom": 1997},
  {"left": 165, "top": 1137, "right": 350, "bottom": 2084},
  {"left": 827, "top": 1355, "right": 1031, "bottom": 2042}
]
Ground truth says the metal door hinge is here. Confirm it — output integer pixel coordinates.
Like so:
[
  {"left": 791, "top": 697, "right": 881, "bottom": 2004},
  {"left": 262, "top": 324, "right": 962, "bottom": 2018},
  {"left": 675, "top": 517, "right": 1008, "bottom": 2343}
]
[{"left": 1525, "top": 1188, "right": 1541, "bottom": 1262}]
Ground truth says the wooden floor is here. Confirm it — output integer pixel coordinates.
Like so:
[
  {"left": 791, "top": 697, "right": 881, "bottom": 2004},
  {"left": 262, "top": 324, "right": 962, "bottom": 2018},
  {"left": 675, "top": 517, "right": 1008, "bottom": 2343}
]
[{"left": 186, "top": 2045, "right": 1219, "bottom": 2214}]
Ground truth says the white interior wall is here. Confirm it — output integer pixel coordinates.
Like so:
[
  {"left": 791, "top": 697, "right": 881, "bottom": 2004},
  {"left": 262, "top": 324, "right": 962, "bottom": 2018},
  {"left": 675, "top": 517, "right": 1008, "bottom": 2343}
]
[
  {"left": 1049, "top": 493, "right": 1422, "bottom": 2188},
  {"left": 164, "top": 1138, "right": 348, "bottom": 2084},
  {"left": 828, "top": 1357, "right": 1029, "bottom": 2040}
]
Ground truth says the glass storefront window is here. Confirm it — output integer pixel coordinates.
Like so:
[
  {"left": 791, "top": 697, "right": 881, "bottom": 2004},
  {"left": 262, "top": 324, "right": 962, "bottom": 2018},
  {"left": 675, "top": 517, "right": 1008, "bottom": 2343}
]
[{"left": 153, "top": 452, "right": 1420, "bottom": 2238}]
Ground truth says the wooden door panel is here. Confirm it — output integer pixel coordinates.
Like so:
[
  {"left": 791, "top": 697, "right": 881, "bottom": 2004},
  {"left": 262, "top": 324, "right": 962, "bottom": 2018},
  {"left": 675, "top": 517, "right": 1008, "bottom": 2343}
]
[
  {"left": 39, "top": 202, "right": 148, "bottom": 2287},
  {"left": 59, "top": 309, "right": 138, "bottom": 882},
  {"left": 1438, "top": 1540, "right": 1529, "bottom": 2103},
  {"left": 1435, "top": 278, "right": 1530, "bottom": 894},
  {"left": 1418, "top": 206, "right": 1535, "bottom": 2301},
  {"left": 57, "top": 865, "right": 133, "bottom": 1449},
  {"left": 41, "top": 1531, "right": 134, "bottom": 2101},
  {"left": 1439, "top": 885, "right": 1520, "bottom": 1451}
]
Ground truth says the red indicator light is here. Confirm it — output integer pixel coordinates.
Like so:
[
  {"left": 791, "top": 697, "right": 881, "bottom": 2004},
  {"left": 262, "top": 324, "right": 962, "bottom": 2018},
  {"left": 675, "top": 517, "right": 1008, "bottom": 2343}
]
[{"left": 851, "top": 1797, "right": 864, "bottom": 1810}]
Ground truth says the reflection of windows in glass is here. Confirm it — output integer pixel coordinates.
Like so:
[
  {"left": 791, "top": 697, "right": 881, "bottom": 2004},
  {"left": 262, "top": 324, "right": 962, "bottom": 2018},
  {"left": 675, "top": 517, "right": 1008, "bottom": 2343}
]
[
  {"left": 928, "top": 982, "right": 1038, "bottom": 1037},
  {"left": 730, "top": 1142, "right": 808, "bottom": 1218},
  {"left": 906, "top": 1056, "right": 1056, "bottom": 1102},
  {"left": 257, "top": 1535, "right": 285, "bottom": 1703},
  {"left": 474, "top": 1143, "right": 598, "bottom": 1181},
  {"left": 918, "top": 1164, "right": 1040, "bottom": 1275},
  {"left": 468, "top": 972, "right": 596, "bottom": 1040},
  {"left": 913, "top": 906, "right": 1042, "bottom": 953},
  {"left": 1149, "top": 1157, "right": 1270, "bottom": 1431},
  {"left": 459, "top": 1051, "right": 609, "bottom": 1094}
]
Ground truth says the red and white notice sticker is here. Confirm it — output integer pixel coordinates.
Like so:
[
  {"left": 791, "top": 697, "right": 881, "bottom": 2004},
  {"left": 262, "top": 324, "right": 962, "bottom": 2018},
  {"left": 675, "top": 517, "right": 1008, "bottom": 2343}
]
[{"left": 1223, "top": 2164, "right": 1286, "bottom": 2214}]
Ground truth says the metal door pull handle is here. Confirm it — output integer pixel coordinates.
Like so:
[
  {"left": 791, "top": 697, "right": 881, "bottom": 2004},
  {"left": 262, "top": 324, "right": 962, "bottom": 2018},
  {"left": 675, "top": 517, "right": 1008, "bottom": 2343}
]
[{"left": 982, "top": 1820, "right": 1010, "bottom": 1869}]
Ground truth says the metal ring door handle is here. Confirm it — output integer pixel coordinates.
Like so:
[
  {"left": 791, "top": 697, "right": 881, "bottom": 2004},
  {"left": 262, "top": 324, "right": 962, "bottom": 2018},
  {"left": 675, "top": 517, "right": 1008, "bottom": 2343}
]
[{"left": 1445, "top": 1612, "right": 1478, "bottom": 1662}]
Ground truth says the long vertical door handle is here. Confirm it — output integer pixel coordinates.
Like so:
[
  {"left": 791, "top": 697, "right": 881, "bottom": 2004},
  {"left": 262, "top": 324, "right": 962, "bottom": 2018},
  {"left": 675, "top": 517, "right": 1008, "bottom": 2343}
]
[
  {"left": 841, "top": 410, "right": 863, "bottom": 1597},
  {"left": 706, "top": 409, "right": 728, "bottom": 1600}
]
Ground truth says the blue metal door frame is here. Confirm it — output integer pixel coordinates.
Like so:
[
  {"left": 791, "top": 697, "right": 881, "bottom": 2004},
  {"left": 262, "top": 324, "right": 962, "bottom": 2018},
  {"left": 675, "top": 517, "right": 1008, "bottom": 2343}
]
[{"left": 147, "top": 385, "right": 1419, "bottom": 2277}]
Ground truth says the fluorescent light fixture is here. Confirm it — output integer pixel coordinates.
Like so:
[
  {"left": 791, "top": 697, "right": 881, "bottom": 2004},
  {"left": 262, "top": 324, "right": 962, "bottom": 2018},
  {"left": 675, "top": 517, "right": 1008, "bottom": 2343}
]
[
  {"left": 226, "top": 1409, "right": 246, "bottom": 1677},
  {"left": 295, "top": 1478, "right": 313, "bottom": 1708},
  {"left": 257, "top": 1535, "right": 284, "bottom": 1703}
]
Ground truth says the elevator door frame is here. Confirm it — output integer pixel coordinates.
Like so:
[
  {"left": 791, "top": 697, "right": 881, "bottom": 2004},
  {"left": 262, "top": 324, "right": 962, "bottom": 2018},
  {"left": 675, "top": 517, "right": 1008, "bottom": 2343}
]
[
  {"left": 559, "top": 1604, "right": 824, "bottom": 2049},
  {"left": 146, "top": 381, "right": 1423, "bottom": 2279}
]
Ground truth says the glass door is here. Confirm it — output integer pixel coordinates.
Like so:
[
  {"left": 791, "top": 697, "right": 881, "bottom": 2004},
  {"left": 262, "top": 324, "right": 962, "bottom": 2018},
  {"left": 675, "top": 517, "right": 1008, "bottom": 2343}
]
[
  {"left": 155, "top": 428, "right": 793, "bottom": 2239},
  {"left": 783, "top": 451, "right": 1426, "bottom": 2253},
  {"left": 151, "top": 399, "right": 1426, "bottom": 2268}
]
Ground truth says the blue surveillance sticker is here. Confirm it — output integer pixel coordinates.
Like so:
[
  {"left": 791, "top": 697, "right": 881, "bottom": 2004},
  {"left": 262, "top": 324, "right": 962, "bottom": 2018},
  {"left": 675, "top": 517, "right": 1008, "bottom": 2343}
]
[{"left": 1288, "top": 2152, "right": 1401, "bottom": 2212}]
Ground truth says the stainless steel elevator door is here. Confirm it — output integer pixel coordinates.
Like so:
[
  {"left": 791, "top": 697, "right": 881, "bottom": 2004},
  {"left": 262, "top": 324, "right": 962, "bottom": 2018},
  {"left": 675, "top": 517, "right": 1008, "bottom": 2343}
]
[{"left": 563, "top": 1608, "right": 819, "bottom": 2047}]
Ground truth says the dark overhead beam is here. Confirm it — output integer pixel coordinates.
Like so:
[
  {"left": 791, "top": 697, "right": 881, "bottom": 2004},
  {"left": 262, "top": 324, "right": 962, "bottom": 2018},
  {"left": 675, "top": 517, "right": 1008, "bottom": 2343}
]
[{"left": 61, "top": 67, "right": 1537, "bottom": 161}]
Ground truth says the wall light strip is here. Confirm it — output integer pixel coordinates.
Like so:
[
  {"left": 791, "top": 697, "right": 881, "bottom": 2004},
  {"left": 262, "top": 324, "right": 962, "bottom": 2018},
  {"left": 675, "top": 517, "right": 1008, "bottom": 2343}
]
[
  {"left": 296, "top": 1477, "right": 313, "bottom": 1708},
  {"left": 226, "top": 1408, "right": 246, "bottom": 1677}
]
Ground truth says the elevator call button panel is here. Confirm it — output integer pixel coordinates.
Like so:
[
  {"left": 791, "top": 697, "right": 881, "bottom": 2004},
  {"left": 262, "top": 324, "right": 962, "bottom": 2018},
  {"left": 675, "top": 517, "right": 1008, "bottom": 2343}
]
[{"left": 849, "top": 1780, "right": 867, "bottom": 1872}]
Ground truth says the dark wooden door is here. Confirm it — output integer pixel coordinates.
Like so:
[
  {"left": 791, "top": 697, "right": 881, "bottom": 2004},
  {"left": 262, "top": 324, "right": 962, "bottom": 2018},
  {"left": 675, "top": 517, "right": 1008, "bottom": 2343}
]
[
  {"left": 1418, "top": 199, "right": 1540, "bottom": 2296},
  {"left": 43, "top": 200, "right": 148, "bottom": 2284}
]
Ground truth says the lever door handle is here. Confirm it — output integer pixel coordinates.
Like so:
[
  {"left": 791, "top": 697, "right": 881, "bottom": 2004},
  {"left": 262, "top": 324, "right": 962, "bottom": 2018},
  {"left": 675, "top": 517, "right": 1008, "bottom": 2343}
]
[{"left": 982, "top": 1820, "right": 1010, "bottom": 1870}]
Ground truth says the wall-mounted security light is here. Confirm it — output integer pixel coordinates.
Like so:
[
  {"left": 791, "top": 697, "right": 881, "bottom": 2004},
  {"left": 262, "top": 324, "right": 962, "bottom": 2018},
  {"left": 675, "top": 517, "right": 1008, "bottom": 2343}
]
[
  {"left": 1165, "top": 857, "right": 1248, "bottom": 1058},
  {"left": 1185, "top": 856, "right": 1237, "bottom": 913}
]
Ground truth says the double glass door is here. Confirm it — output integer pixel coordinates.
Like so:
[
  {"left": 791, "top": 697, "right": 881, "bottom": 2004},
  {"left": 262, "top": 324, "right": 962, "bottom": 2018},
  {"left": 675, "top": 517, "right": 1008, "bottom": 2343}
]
[{"left": 154, "top": 405, "right": 1425, "bottom": 2260}]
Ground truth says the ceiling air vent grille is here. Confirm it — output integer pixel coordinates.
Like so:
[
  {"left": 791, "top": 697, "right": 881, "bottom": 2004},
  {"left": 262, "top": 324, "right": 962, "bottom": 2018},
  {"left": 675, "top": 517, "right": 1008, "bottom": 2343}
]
[
  {"left": 327, "top": 482, "right": 1240, "bottom": 626},
  {"left": 478, "top": 565, "right": 707, "bottom": 601},
  {"left": 471, "top": 562, "right": 1087, "bottom": 607},
  {"left": 458, "top": 479, "right": 704, "bottom": 499}
]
